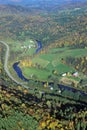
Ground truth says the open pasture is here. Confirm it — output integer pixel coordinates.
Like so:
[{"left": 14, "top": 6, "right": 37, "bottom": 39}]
[
  {"left": 32, "top": 57, "right": 50, "bottom": 68},
  {"left": 8, "top": 40, "right": 87, "bottom": 82},
  {"left": 48, "top": 47, "right": 87, "bottom": 58},
  {"left": 22, "top": 67, "right": 51, "bottom": 81}
]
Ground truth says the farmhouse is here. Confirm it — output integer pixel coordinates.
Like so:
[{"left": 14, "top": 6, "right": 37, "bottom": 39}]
[
  {"left": 72, "top": 72, "right": 79, "bottom": 77},
  {"left": 62, "top": 73, "right": 67, "bottom": 77},
  {"left": 28, "top": 44, "right": 36, "bottom": 49},
  {"left": 21, "top": 43, "right": 36, "bottom": 49}
]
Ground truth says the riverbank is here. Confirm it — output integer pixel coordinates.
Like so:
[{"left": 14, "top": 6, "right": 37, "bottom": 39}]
[{"left": 1, "top": 40, "right": 87, "bottom": 104}]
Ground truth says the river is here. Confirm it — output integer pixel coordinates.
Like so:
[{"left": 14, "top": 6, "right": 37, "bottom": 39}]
[
  {"left": 12, "top": 40, "right": 87, "bottom": 101},
  {"left": 13, "top": 62, "right": 87, "bottom": 99},
  {"left": 13, "top": 40, "right": 42, "bottom": 81},
  {"left": 35, "top": 40, "right": 42, "bottom": 53},
  {"left": 13, "top": 62, "right": 29, "bottom": 82}
]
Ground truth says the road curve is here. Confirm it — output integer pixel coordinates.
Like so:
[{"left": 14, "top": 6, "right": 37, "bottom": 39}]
[
  {"left": 0, "top": 41, "right": 29, "bottom": 89},
  {"left": 1, "top": 40, "right": 87, "bottom": 102}
]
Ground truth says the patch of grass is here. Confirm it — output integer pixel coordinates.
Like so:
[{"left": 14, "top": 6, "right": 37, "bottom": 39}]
[
  {"left": 54, "top": 63, "right": 75, "bottom": 73},
  {"left": 32, "top": 57, "right": 50, "bottom": 68},
  {"left": 8, "top": 41, "right": 87, "bottom": 83},
  {"left": 20, "top": 47, "right": 87, "bottom": 81},
  {"left": 22, "top": 67, "right": 51, "bottom": 81},
  {"left": 48, "top": 47, "right": 68, "bottom": 54},
  {"left": 65, "top": 49, "right": 87, "bottom": 57}
]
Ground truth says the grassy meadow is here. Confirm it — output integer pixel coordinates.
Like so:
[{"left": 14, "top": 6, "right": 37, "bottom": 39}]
[{"left": 6, "top": 38, "right": 87, "bottom": 84}]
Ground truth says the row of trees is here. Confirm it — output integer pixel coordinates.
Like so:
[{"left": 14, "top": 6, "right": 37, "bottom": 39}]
[{"left": 65, "top": 56, "right": 87, "bottom": 74}]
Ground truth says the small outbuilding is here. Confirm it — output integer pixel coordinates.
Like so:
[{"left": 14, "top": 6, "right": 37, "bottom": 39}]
[
  {"left": 62, "top": 73, "right": 67, "bottom": 77},
  {"left": 72, "top": 72, "right": 79, "bottom": 77}
]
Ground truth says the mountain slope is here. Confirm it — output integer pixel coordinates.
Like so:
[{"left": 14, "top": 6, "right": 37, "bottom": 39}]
[{"left": 0, "top": 0, "right": 87, "bottom": 6}]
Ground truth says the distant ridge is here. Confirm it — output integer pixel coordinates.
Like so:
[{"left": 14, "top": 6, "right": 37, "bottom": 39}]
[
  {"left": 0, "top": 4, "right": 41, "bottom": 15},
  {"left": 0, "top": 0, "right": 87, "bottom": 15},
  {"left": 0, "top": 0, "right": 87, "bottom": 6}
]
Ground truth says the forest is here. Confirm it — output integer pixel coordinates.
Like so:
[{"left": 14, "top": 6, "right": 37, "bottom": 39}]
[
  {"left": 0, "top": 3, "right": 87, "bottom": 46},
  {"left": 0, "top": 1, "right": 87, "bottom": 130}
]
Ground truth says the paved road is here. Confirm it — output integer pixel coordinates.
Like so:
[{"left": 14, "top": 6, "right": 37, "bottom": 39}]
[
  {"left": 1, "top": 40, "right": 87, "bottom": 101},
  {"left": 0, "top": 41, "right": 29, "bottom": 89},
  {"left": 0, "top": 41, "right": 47, "bottom": 93}
]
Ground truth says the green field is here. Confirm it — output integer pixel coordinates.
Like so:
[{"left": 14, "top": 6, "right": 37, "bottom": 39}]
[
  {"left": 7, "top": 39, "right": 87, "bottom": 83},
  {"left": 32, "top": 58, "right": 50, "bottom": 68},
  {"left": 22, "top": 67, "right": 51, "bottom": 81},
  {"left": 17, "top": 45, "right": 87, "bottom": 82}
]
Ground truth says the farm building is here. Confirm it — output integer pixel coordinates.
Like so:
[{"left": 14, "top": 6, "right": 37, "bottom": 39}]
[{"left": 72, "top": 72, "right": 79, "bottom": 77}]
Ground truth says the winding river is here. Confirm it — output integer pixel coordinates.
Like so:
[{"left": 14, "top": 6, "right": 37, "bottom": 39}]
[
  {"left": 13, "top": 40, "right": 42, "bottom": 82},
  {"left": 35, "top": 40, "right": 42, "bottom": 54},
  {"left": 1, "top": 40, "right": 87, "bottom": 102},
  {"left": 0, "top": 41, "right": 30, "bottom": 89},
  {"left": 13, "top": 62, "right": 29, "bottom": 82},
  {"left": 13, "top": 60, "right": 87, "bottom": 99},
  {"left": 13, "top": 38, "right": 87, "bottom": 100}
]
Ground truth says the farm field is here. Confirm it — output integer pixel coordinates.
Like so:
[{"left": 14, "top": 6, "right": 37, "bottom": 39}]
[
  {"left": 0, "top": 1, "right": 87, "bottom": 129},
  {"left": 8, "top": 40, "right": 87, "bottom": 85}
]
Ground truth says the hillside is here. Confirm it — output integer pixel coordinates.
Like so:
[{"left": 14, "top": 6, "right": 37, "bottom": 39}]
[
  {"left": 0, "top": 1, "right": 87, "bottom": 129},
  {"left": 0, "top": 3, "right": 87, "bottom": 46}
]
